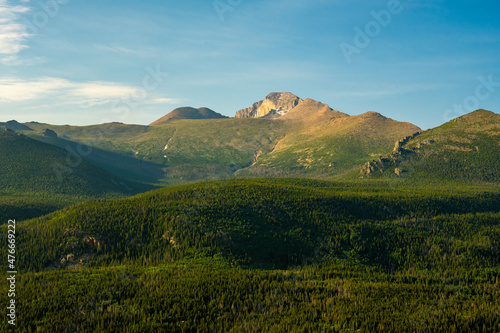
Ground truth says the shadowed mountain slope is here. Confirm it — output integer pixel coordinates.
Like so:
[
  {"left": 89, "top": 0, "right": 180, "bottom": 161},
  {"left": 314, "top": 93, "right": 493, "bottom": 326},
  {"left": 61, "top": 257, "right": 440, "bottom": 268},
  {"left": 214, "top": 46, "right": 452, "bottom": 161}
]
[{"left": 0, "top": 129, "right": 144, "bottom": 221}]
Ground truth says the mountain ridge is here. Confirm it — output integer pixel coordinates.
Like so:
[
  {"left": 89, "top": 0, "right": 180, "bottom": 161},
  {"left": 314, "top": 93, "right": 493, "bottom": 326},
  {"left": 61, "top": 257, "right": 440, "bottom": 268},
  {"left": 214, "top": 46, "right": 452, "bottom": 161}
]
[
  {"left": 360, "top": 109, "right": 500, "bottom": 183},
  {"left": 1, "top": 94, "right": 497, "bottom": 190},
  {"left": 0, "top": 120, "right": 33, "bottom": 131},
  {"left": 149, "top": 107, "right": 228, "bottom": 126}
]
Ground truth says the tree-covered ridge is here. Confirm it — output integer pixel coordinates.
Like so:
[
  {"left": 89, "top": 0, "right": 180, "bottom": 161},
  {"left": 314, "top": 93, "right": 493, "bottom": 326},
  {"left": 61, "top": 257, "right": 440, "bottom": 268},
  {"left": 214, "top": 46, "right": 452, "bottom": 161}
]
[
  {"left": 0, "top": 179, "right": 499, "bottom": 331},
  {"left": 5, "top": 178, "right": 499, "bottom": 272},
  {"left": 0, "top": 130, "right": 147, "bottom": 222}
]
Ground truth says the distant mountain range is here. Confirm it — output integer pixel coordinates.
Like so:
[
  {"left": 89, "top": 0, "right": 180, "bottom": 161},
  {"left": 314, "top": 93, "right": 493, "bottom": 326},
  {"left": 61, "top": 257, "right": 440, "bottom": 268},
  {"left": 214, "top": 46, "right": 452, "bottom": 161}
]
[{"left": 0, "top": 92, "right": 498, "bottom": 221}]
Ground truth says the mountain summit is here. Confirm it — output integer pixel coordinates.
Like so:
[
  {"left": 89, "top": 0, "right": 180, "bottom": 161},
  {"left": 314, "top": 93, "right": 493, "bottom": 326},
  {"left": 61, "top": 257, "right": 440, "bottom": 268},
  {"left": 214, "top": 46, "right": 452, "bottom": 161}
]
[
  {"left": 0, "top": 120, "right": 33, "bottom": 131},
  {"left": 149, "top": 107, "right": 227, "bottom": 126},
  {"left": 235, "top": 92, "right": 303, "bottom": 118}
]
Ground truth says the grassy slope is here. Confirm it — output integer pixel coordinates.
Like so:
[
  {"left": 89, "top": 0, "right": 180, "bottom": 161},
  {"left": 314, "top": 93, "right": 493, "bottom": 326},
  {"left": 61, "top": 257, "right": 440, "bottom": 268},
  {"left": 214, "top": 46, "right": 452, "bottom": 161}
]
[
  {"left": 362, "top": 110, "right": 500, "bottom": 185},
  {"left": 149, "top": 107, "right": 228, "bottom": 125},
  {"left": 0, "top": 178, "right": 499, "bottom": 331},
  {"left": 404, "top": 110, "right": 500, "bottom": 182},
  {"left": 0, "top": 130, "right": 146, "bottom": 222},
  {"left": 239, "top": 101, "right": 421, "bottom": 178}
]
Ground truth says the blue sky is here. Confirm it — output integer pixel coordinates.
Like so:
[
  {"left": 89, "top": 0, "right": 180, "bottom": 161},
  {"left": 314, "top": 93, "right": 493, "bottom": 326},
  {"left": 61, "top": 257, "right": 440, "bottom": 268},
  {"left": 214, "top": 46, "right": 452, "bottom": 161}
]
[{"left": 0, "top": 0, "right": 499, "bottom": 129}]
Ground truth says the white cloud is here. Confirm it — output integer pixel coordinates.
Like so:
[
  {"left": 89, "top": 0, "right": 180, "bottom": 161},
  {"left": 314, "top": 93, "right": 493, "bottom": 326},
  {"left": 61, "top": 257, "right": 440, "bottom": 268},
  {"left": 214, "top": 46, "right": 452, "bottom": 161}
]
[
  {"left": 144, "top": 97, "right": 184, "bottom": 105},
  {"left": 0, "top": 0, "right": 31, "bottom": 63},
  {"left": 0, "top": 76, "right": 179, "bottom": 108},
  {"left": 70, "top": 81, "right": 139, "bottom": 107},
  {"left": 0, "top": 77, "right": 68, "bottom": 101},
  {"left": 0, "top": 55, "right": 45, "bottom": 66}
]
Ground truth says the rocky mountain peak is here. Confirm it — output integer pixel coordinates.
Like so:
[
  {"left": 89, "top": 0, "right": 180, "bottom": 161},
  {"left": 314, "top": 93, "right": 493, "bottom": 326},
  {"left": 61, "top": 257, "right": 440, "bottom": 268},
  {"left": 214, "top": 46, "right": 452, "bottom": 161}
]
[
  {"left": 360, "top": 111, "right": 386, "bottom": 118},
  {"left": 235, "top": 92, "right": 303, "bottom": 118}
]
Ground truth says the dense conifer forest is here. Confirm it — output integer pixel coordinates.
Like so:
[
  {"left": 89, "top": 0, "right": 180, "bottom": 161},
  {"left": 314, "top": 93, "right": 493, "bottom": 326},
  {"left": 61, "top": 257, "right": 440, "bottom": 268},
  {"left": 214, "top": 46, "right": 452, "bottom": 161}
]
[{"left": 1, "top": 179, "right": 499, "bottom": 332}]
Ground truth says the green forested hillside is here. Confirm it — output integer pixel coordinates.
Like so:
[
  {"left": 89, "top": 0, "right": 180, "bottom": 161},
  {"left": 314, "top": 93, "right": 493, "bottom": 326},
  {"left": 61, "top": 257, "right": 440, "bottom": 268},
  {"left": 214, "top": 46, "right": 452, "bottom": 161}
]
[
  {"left": 1, "top": 179, "right": 499, "bottom": 331},
  {"left": 0, "top": 130, "right": 147, "bottom": 222}
]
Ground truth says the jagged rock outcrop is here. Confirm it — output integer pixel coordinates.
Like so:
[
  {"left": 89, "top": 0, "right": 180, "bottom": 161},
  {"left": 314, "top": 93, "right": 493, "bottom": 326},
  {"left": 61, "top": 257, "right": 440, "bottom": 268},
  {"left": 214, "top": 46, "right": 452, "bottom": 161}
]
[
  {"left": 84, "top": 236, "right": 104, "bottom": 251},
  {"left": 235, "top": 92, "right": 303, "bottom": 118},
  {"left": 364, "top": 161, "right": 376, "bottom": 175},
  {"left": 360, "top": 132, "right": 422, "bottom": 177},
  {"left": 42, "top": 128, "right": 58, "bottom": 138},
  {"left": 393, "top": 133, "right": 421, "bottom": 152}
]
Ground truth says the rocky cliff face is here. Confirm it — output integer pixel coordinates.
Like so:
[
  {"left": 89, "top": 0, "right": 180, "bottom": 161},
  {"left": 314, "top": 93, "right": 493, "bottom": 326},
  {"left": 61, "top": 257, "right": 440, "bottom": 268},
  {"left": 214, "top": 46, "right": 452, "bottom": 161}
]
[
  {"left": 235, "top": 92, "right": 303, "bottom": 118},
  {"left": 360, "top": 132, "right": 424, "bottom": 177}
]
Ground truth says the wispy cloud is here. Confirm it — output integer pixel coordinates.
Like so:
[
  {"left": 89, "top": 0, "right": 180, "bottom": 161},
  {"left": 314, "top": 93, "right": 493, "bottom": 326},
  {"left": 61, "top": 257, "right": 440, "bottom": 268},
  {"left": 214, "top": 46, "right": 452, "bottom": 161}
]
[
  {"left": 0, "top": 55, "right": 45, "bottom": 66},
  {"left": 70, "top": 81, "right": 139, "bottom": 107},
  {"left": 144, "top": 97, "right": 184, "bottom": 105},
  {"left": 0, "top": 0, "right": 31, "bottom": 64},
  {"left": 0, "top": 77, "right": 68, "bottom": 101},
  {"left": 97, "top": 44, "right": 156, "bottom": 58},
  {"left": 0, "top": 77, "right": 179, "bottom": 107}
]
